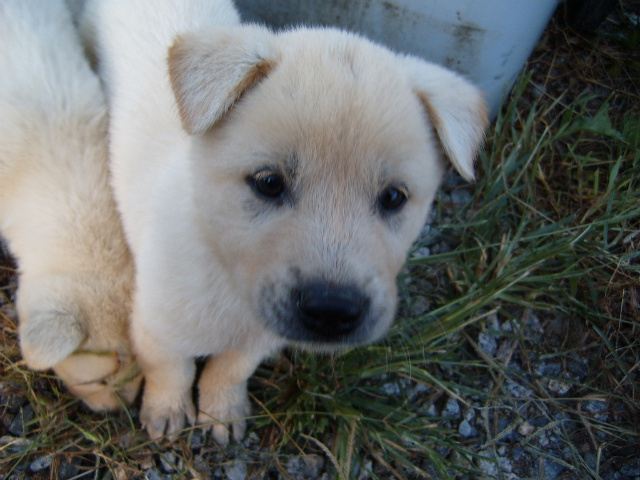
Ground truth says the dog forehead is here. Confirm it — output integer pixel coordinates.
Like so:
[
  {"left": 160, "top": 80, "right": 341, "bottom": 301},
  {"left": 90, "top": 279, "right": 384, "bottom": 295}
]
[
  {"left": 228, "top": 35, "right": 435, "bottom": 178},
  {"left": 273, "top": 29, "right": 414, "bottom": 117}
]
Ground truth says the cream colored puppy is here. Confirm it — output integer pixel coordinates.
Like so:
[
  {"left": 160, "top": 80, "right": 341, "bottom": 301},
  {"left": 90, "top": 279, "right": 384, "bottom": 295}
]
[
  {"left": 0, "top": 0, "right": 140, "bottom": 410},
  {"left": 81, "top": 0, "right": 487, "bottom": 443}
]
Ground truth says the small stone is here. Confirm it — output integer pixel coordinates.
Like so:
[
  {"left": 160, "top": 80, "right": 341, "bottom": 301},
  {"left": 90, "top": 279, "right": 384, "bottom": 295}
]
[
  {"left": 522, "top": 310, "right": 543, "bottom": 334},
  {"left": 536, "top": 362, "right": 562, "bottom": 376},
  {"left": 287, "top": 454, "right": 325, "bottom": 479},
  {"left": 411, "top": 247, "right": 431, "bottom": 259},
  {"left": 133, "top": 452, "right": 155, "bottom": 470},
  {"left": 458, "top": 419, "right": 477, "bottom": 438},
  {"left": 478, "top": 332, "right": 497, "bottom": 357},
  {"left": 243, "top": 431, "right": 260, "bottom": 448},
  {"left": 500, "top": 320, "right": 513, "bottom": 333},
  {"left": 463, "top": 407, "right": 476, "bottom": 422},
  {"left": 114, "top": 466, "right": 133, "bottom": 480},
  {"left": 583, "top": 399, "right": 607, "bottom": 414},
  {"left": 226, "top": 459, "right": 247, "bottom": 480},
  {"left": 420, "top": 223, "right": 432, "bottom": 236},
  {"left": 159, "top": 451, "right": 177, "bottom": 474},
  {"left": 8, "top": 404, "right": 33, "bottom": 437},
  {"left": 538, "top": 433, "right": 550, "bottom": 447},
  {"left": 496, "top": 338, "right": 517, "bottom": 364},
  {"left": 408, "top": 381, "right": 429, "bottom": 402},
  {"left": 510, "top": 446, "right": 525, "bottom": 463},
  {"left": 0, "top": 392, "right": 24, "bottom": 412},
  {"left": 517, "top": 421, "right": 536, "bottom": 436},
  {"left": 145, "top": 469, "right": 169, "bottom": 480},
  {"left": 58, "top": 460, "right": 80, "bottom": 480},
  {"left": 190, "top": 431, "right": 206, "bottom": 450},
  {"left": 381, "top": 381, "right": 401, "bottom": 396},
  {"left": 499, "top": 456, "right": 513, "bottom": 474},
  {"left": 443, "top": 398, "right": 461, "bottom": 418},
  {"left": 504, "top": 378, "right": 534, "bottom": 399},
  {"left": 486, "top": 313, "right": 501, "bottom": 333},
  {"left": 547, "top": 378, "right": 572, "bottom": 396},
  {"left": 476, "top": 450, "right": 499, "bottom": 478},
  {"left": 0, "top": 435, "right": 33, "bottom": 453},
  {"left": 29, "top": 454, "right": 52, "bottom": 472},
  {"left": 543, "top": 458, "right": 565, "bottom": 479}
]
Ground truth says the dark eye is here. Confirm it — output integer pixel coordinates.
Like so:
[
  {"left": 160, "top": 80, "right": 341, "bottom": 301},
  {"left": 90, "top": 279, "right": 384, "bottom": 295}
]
[
  {"left": 379, "top": 185, "right": 408, "bottom": 212},
  {"left": 251, "top": 170, "right": 286, "bottom": 200}
]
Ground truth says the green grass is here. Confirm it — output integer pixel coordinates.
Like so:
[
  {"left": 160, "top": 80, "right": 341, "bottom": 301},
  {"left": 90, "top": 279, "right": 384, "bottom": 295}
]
[{"left": 2, "top": 13, "right": 639, "bottom": 480}]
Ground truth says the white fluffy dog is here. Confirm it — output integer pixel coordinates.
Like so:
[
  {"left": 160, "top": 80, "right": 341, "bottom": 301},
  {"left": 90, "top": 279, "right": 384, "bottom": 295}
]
[
  {"left": 0, "top": 0, "right": 140, "bottom": 410},
  {"left": 81, "top": 0, "right": 487, "bottom": 442}
]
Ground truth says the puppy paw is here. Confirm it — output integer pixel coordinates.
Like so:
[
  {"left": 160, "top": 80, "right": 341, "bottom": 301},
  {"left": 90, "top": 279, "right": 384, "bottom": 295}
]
[
  {"left": 140, "top": 389, "right": 196, "bottom": 441},
  {"left": 19, "top": 310, "right": 85, "bottom": 370},
  {"left": 197, "top": 382, "right": 250, "bottom": 446},
  {"left": 54, "top": 351, "right": 142, "bottom": 411}
]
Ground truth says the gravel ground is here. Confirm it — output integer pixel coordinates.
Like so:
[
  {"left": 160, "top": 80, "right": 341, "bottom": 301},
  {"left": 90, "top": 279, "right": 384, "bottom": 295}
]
[
  {"left": 1, "top": 3, "right": 639, "bottom": 480},
  {"left": 2, "top": 178, "right": 637, "bottom": 480}
]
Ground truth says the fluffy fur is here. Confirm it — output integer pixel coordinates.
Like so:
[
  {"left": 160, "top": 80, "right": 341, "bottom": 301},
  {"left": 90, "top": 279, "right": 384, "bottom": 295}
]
[
  {"left": 0, "top": 0, "right": 140, "bottom": 410},
  {"left": 80, "top": 0, "right": 488, "bottom": 442}
]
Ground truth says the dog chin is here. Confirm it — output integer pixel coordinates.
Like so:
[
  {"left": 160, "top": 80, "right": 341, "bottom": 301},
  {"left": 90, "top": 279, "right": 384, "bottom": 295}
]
[{"left": 286, "top": 331, "right": 389, "bottom": 353}]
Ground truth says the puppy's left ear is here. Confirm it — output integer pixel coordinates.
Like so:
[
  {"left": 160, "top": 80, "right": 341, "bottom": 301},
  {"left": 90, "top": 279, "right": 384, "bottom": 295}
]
[
  {"left": 400, "top": 56, "right": 488, "bottom": 181},
  {"left": 169, "top": 25, "right": 278, "bottom": 135}
]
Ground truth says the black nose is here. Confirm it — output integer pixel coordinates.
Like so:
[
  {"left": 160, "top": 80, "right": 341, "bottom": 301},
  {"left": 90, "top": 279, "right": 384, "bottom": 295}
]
[{"left": 297, "top": 284, "right": 368, "bottom": 337}]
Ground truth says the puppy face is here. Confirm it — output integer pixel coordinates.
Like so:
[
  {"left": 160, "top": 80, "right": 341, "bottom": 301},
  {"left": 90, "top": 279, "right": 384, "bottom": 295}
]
[{"left": 170, "top": 27, "right": 487, "bottom": 349}]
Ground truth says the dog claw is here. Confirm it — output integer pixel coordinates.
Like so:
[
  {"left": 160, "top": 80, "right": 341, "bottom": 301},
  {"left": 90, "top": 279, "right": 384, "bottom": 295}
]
[
  {"left": 140, "top": 393, "right": 196, "bottom": 441},
  {"left": 197, "top": 393, "right": 249, "bottom": 446},
  {"left": 143, "top": 419, "right": 168, "bottom": 441},
  {"left": 198, "top": 416, "right": 246, "bottom": 446},
  {"left": 211, "top": 423, "right": 231, "bottom": 446}
]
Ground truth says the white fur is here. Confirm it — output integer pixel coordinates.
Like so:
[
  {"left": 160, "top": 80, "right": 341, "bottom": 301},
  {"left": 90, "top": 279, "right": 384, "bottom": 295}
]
[
  {"left": 81, "top": 0, "right": 487, "bottom": 442},
  {"left": 0, "top": 0, "right": 140, "bottom": 410}
]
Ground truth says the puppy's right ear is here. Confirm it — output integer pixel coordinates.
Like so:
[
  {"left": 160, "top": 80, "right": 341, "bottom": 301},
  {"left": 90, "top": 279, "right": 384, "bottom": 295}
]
[{"left": 168, "top": 26, "right": 278, "bottom": 135}]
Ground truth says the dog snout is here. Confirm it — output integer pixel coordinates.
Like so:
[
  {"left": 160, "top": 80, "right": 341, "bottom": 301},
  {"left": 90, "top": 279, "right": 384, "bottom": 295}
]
[{"left": 297, "top": 283, "right": 369, "bottom": 338}]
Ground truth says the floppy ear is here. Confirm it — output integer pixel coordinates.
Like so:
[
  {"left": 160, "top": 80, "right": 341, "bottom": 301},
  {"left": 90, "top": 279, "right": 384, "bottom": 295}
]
[
  {"left": 168, "top": 26, "right": 278, "bottom": 135},
  {"left": 400, "top": 56, "right": 488, "bottom": 181}
]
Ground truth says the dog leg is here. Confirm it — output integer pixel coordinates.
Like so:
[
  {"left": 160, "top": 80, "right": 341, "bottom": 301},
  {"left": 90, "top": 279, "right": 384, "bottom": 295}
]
[
  {"left": 135, "top": 328, "right": 196, "bottom": 440},
  {"left": 197, "top": 349, "right": 261, "bottom": 445}
]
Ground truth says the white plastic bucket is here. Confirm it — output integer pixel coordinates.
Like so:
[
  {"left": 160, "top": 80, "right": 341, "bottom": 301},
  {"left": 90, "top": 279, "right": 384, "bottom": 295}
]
[{"left": 236, "top": 0, "right": 560, "bottom": 118}]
